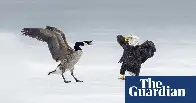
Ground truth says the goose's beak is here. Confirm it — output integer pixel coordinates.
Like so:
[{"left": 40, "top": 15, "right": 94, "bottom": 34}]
[
  {"left": 84, "top": 40, "right": 93, "bottom": 45},
  {"left": 88, "top": 41, "right": 93, "bottom": 45}
]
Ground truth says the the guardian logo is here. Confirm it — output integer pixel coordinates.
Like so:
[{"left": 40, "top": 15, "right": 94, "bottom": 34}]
[{"left": 129, "top": 78, "right": 186, "bottom": 97}]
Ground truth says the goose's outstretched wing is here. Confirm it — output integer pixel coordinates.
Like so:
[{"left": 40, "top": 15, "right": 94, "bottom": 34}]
[
  {"left": 45, "top": 26, "right": 73, "bottom": 51},
  {"left": 22, "top": 28, "right": 53, "bottom": 42},
  {"left": 21, "top": 27, "right": 73, "bottom": 61}
]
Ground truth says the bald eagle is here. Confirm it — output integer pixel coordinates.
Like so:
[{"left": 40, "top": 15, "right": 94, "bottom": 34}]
[
  {"left": 117, "top": 35, "right": 156, "bottom": 80},
  {"left": 21, "top": 26, "right": 93, "bottom": 83}
]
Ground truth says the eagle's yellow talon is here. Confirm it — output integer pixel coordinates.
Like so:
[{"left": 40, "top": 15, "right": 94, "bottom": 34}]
[{"left": 118, "top": 75, "right": 125, "bottom": 80}]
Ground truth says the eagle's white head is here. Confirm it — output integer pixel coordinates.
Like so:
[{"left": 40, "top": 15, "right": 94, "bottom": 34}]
[{"left": 124, "top": 34, "right": 140, "bottom": 46}]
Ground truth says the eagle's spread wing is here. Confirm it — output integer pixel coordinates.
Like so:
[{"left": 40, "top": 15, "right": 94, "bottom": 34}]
[
  {"left": 21, "top": 27, "right": 73, "bottom": 61},
  {"left": 116, "top": 35, "right": 130, "bottom": 49},
  {"left": 139, "top": 40, "right": 156, "bottom": 64},
  {"left": 117, "top": 35, "right": 156, "bottom": 64}
]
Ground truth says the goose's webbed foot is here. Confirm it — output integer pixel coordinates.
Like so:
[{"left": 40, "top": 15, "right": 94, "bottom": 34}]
[
  {"left": 71, "top": 70, "right": 83, "bottom": 82},
  {"left": 62, "top": 73, "right": 71, "bottom": 83}
]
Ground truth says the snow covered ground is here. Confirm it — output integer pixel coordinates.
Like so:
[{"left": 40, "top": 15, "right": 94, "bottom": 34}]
[
  {"left": 0, "top": 0, "right": 196, "bottom": 102},
  {"left": 0, "top": 32, "right": 196, "bottom": 103}
]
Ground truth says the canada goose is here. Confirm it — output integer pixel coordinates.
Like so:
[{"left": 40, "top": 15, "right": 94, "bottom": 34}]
[{"left": 21, "top": 26, "right": 93, "bottom": 83}]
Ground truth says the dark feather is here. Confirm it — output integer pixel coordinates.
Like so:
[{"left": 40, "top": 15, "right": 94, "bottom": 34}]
[
  {"left": 21, "top": 27, "right": 74, "bottom": 61},
  {"left": 117, "top": 35, "right": 156, "bottom": 76},
  {"left": 21, "top": 28, "right": 52, "bottom": 42}
]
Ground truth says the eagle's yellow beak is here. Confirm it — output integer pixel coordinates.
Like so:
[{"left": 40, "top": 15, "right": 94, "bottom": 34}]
[{"left": 124, "top": 36, "right": 131, "bottom": 41}]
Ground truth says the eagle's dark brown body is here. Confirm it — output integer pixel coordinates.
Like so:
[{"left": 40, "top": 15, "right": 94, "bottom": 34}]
[{"left": 117, "top": 35, "right": 156, "bottom": 76}]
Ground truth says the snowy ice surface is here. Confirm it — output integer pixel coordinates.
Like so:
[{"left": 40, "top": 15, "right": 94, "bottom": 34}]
[{"left": 0, "top": 32, "right": 196, "bottom": 103}]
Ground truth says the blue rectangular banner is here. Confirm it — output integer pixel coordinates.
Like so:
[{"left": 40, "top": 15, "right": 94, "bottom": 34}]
[{"left": 125, "top": 76, "right": 196, "bottom": 103}]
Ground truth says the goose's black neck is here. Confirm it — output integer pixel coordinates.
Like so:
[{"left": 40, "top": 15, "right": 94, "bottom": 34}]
[
  {"left": 74, "top": 42, "right": 84, "bottom": 51},
  {"left": 74, "top": 46, "right": 82, "bottom": 51}
]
